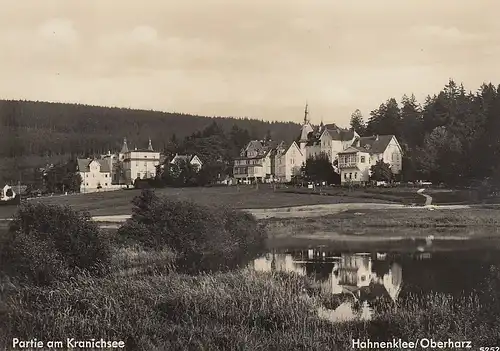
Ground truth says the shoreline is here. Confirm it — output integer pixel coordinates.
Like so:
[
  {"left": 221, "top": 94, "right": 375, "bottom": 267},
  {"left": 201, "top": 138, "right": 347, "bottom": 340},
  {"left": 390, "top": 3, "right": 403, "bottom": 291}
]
[{"left": 89, "top": 202, "right": 473, "bottom": 222}]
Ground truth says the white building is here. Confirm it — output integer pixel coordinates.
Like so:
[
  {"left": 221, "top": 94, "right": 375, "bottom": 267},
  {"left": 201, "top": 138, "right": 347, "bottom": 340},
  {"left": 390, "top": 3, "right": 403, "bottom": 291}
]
[
  {"left": 77, "top": 158, "right": 113, "bottom": 193},
  {"left": 275, "top": 140, "right": 303, "bottom": 182},
  {"left": 121, "top": 138, "right": 161, "bottom": 183},
  {"left": 338, "top": 135, "right": 403, "bottom": 185}
]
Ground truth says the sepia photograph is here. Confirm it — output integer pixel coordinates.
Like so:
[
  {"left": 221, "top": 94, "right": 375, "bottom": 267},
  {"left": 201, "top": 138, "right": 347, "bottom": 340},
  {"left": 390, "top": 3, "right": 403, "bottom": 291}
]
[{"left": 1, "top": 0, "right": 500, "bottom": 350}]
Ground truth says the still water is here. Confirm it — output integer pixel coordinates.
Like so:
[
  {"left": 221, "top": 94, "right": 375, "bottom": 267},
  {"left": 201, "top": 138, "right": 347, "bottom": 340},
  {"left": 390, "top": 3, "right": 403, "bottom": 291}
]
[{"left": 251, "top": 244, "right": 500, "bottom": 322}]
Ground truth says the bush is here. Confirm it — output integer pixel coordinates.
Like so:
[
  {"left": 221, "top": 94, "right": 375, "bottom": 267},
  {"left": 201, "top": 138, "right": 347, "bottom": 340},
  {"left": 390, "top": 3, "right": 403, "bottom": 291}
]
[
  {"left": 118, "top": 190, "right": 267, "bottom": 273},
  {"left": 0, "top": 203, "right": 111, "bottom": 285}
]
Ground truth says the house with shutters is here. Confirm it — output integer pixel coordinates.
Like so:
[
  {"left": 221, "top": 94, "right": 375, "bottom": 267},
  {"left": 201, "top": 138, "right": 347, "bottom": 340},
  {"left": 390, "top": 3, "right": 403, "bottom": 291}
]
[
  {"left": 77, "top": 158, "right": 114, "bottom": 193},
  {"left": 337, "top": 135, "right": 403, "bottom": 185},
  {"left": 233, "top": 140, "right": 277, "bottom": 183}
]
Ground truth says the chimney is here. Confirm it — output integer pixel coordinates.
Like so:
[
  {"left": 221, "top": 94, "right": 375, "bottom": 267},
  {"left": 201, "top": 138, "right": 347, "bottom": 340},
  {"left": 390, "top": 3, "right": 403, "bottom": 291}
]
[{"left": 376, "top": 135, "right": 379, "bottom": 141}]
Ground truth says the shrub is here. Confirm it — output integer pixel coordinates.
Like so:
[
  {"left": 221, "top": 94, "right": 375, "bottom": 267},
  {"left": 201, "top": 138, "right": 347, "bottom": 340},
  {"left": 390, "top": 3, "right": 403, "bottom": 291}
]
[
  {"left": 118, "top": 190, "right": 267, "bottom": 273},
  {"left": 0, "top": 203, "right": 111, "bottom": 285}
]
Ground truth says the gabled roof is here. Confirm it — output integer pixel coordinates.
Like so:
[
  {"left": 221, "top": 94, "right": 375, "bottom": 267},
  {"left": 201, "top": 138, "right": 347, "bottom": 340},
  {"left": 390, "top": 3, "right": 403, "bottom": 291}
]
[
  {"left": 323, "top": 126, "right": 357, "bottom": 141},
  {"left": 276, "top": 140, "right": 302, "bottom": 156},
  {"left": 357, "top": 135, "right": 394, "bottom": 154},
  {"left": 241, "top": 140, "right": 278, "bottom": 158},
  {"left": 245, "top": 140, "right": 264, "bottom": 152},
  {"left": 77, "top": 158, "right": 111, "bottom": 173},
  {"left": 171, "top": 154, "right": 202, "bottom": 164}
]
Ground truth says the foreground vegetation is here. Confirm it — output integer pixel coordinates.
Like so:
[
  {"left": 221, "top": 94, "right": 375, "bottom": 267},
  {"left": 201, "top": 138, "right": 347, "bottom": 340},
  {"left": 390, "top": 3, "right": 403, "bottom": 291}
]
[{"left": 1, "top": 190, "right": 500, "bottom": 350}]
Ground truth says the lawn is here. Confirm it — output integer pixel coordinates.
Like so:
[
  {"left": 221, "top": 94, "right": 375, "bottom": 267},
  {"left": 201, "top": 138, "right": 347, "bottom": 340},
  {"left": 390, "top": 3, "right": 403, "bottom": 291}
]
[{"left": 0, "top": 185, "right": 391, "bottom": 219}]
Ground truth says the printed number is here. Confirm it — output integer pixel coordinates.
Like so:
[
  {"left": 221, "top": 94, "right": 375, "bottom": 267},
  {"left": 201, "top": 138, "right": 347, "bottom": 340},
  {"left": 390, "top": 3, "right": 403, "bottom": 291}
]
[{"left": 480, "top": 348, "right": 500, "bottom": 351}]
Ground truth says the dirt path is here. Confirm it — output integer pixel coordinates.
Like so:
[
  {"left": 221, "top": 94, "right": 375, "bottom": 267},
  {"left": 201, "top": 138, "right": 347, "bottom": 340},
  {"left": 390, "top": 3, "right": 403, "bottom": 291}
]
[{"left": 417, "top": 188, "right": 433, "bottom": 206}]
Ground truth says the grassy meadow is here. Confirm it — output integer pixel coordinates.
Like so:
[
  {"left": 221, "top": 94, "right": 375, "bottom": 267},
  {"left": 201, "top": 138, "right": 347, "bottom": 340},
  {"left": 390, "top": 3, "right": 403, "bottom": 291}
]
[
  {"left": 0, "top": 185, "right": 391, "bottom": 220},
  {"left": 1, "top": 192, "right": 500, "bottom": 350}
]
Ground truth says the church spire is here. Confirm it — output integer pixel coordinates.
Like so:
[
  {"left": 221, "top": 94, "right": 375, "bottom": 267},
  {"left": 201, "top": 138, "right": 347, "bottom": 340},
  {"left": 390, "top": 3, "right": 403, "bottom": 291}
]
[
  {"left": 120, "top": 137, "right": 129, "bottom": 154},
  {"left": 148, "top": 137, "right": 153, "bottom": 151},
  {"left": 304, "top": 102, "right": 309, "bottom": 124}
]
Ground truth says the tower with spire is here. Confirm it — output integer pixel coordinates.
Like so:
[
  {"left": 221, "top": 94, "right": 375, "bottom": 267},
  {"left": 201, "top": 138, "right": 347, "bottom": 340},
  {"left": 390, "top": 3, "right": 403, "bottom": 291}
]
[
  {"left": 148, "top": 138, "right": 153, "bottom": 151},
  {"left": 119, "top": 137, "right": 129, "bottom": 161},
  {"left": 298, "top": 102, "right": 314, "bottom": 162}
]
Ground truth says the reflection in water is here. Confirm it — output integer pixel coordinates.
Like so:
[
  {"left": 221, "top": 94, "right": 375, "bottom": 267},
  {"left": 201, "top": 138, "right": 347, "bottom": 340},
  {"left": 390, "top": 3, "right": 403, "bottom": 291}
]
[
  {"left": 252, "top": 246, "right": 500, "bottom": 323},
  {"left": 252, "top": 249, "right": 403, "bottom": 322}
]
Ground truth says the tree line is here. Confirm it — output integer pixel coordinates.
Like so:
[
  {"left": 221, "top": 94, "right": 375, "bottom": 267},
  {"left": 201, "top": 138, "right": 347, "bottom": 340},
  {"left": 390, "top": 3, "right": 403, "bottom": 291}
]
[
  {"left": 0, "top": 100, "right": 299, "bottom": 184},
  {"left": 349, "top": 79, "right": 500, "bottom": 186}
]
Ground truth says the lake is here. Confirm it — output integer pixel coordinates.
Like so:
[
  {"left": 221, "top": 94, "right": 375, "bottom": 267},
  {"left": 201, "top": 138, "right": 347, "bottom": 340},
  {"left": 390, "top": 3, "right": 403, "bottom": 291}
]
[{"left": 251, "top": 240, "right": 500, "bottom": 322}]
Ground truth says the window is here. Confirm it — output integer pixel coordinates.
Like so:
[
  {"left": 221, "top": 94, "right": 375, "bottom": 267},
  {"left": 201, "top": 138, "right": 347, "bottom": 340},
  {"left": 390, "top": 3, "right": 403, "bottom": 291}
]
[
  {"left": 355, "top": 172, "right": 357, "bottom": 179},
  {"left": 86, "top": 183, "right": 89, "bottom": 186},
  {"left": 361, "top": 156, "right": 365, "bottom": 163},
  {"left": 105, "top": 174, "right": 108, "bottom": 178},
  {"left": 344, "top": 173, "right": 347, "bottom": 179},
  {"left": 349, "top": 173, "right": 352, "bottom": 179},
  {"left": 137, "top": 173, "right": 140, "bottom": 178},
  {"left": 105, "top": 183, "right": 108, "bottom": 186}
]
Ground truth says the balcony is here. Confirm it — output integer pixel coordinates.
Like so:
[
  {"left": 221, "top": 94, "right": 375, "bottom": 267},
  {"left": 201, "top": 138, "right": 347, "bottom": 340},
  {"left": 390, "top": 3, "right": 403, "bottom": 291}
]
[{"left": 339, "top": 162, "right": 358, "bottom": 169}]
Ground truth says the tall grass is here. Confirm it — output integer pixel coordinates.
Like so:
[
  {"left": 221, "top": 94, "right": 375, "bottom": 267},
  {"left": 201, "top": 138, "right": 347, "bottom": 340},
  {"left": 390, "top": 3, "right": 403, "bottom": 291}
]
[
  {"left": 1, "top": 191, "right": 500, "bottom": 350},
  {"left": 2, "top": 267, "right": 499, "bottom": 350}
]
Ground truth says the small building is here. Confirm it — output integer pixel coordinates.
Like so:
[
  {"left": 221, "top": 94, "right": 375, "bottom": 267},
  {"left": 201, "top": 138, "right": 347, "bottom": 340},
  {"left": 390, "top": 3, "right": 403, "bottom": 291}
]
[
  {"left": 170, "top": 154, "right": 203, "bottom": 172},
  {"left": 77, "top": 158, "right": 113, "bottom": 193},
  {"left": 1, "top": 185, "right": 16, "bottom": 201}
]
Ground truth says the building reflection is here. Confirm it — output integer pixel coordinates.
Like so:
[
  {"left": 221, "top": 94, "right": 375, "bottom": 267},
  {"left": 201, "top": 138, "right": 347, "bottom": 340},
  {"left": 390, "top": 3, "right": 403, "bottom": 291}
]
[{"left": 252, "top": 249, "right": 403, "bottom": 305}]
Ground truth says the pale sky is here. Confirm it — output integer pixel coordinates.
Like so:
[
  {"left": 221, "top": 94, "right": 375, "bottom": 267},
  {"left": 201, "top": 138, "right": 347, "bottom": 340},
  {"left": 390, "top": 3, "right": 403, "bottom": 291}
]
[{"left": 0, "top": 1, "right": 499, "bottom": 126}]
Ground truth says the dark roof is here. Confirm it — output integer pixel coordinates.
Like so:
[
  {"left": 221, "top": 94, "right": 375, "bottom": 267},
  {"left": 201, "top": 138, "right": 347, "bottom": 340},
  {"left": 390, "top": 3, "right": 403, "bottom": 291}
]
[
  {"left": 245, "top": 140, "right": 264, "bottom": 152},
  {"left": 324, "top": 127, "right": 356, "bottom": 141},
  {"left": 77, "top": 158, "right": 111, "bottom": 173},
  {"left": 357, "top": 135, "right": 394, "bottom": 154},
  {"left": 241, "top": 140, "right": 277, "bottom": 158}
]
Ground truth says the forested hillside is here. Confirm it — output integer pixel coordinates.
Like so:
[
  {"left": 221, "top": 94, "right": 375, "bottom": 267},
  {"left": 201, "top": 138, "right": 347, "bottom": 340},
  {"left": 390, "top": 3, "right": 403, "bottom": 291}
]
[
  {"left": 350, "top": 79, "right": 500, "bottom": 187},
  {"left": 0, "top": 100, "right": 300, "bottom": 183}
]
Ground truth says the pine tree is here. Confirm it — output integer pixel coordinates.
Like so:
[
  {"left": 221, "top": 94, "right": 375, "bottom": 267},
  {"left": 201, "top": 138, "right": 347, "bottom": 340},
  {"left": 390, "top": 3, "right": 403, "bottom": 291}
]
[{"left": 349, "top": 109, "right": 366, "bottom": 136}]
